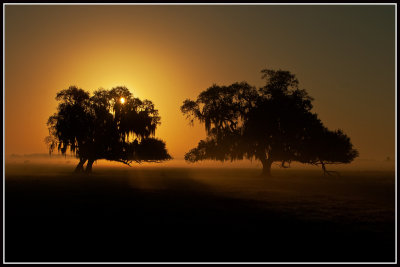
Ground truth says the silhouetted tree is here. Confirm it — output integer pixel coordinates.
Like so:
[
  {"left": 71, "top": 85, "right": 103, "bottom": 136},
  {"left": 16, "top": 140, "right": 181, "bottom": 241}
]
[
  {"left": 298, "top": 125, "right": 359, "bottom": 175},
  {"left": 46, "top": 86, "right": 171, "bottom": 172},
  {"left": 181, "top": 69, "right": 358, "bottom": 176}
]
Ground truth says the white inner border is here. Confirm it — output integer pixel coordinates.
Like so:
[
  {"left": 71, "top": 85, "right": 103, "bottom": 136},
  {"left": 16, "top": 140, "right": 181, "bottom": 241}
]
[{"left": 2, "top": 2, "right": 397, "bottom": 265}]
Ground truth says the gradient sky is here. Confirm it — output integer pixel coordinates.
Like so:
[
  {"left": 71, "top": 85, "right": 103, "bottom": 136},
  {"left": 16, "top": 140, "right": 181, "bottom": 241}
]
[{"left": 4, "top": 4, "right": 396, "bottom": 164}]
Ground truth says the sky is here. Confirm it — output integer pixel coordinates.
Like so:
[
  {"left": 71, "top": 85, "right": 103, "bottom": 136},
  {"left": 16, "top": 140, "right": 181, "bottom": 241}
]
[{"left": 4, "top": 4, "right": 396, "bottom": 167}]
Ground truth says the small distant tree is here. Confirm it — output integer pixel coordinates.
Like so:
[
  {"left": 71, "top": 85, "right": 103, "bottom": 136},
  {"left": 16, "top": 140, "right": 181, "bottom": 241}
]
[
  {"left": 46, "top": 86, "right": 171, "bottom": 172},
  {"left": 181, "top": 69, "right": 358, "bottom": 176}
]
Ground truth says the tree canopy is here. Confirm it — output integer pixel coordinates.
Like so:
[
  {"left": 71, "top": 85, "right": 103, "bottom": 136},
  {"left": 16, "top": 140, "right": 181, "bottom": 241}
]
[
  {"left": 46, "top": 86, "right": 171, "bottom": 172},
  {"left": 181, "top": 69, "right": 358, "bottom": 176}
]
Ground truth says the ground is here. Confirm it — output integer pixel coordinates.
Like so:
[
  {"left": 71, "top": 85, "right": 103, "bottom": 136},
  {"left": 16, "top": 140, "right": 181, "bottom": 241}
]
[{"left": 4, "top": 164, "right": 396, "bottom": 262}]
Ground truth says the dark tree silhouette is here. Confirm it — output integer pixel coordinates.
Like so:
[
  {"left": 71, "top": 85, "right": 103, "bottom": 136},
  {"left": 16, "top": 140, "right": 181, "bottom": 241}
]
[
  {"left": 181, "top": 69, "right": 358, "bottom": 176},
  {"left": 298, "top": 125, "right": 359, "bottom": 176},
  {"left": 46, "top": 86, "right": 171, "bottom": 172}
]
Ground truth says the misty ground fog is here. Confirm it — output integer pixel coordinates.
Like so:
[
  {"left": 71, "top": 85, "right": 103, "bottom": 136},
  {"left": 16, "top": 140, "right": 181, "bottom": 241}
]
[{"left": 5, "top": 162, "right": 395, "bottom": 262}]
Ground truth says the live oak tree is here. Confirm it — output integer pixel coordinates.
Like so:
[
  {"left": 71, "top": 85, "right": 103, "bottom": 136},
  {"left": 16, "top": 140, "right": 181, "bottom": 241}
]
[
  {"left": 297, "top": 125, "right": 359, "bottom": 176},
  {"left": 46, "top": 86, "right": 171, "bottom": 172},
  {"left": 181, "top": 69, "right": 358, "bottom": 176}
]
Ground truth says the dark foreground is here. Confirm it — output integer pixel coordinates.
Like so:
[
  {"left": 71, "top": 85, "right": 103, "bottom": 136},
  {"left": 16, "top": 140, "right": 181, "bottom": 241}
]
[{"left": 5, "top": 165, "right": 396, "bottom": 262}]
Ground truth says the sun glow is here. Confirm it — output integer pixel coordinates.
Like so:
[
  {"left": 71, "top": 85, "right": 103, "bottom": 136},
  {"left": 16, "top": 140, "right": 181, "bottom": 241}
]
[{"left": 120, "top": 97, "right": 126, "bottom": 104}]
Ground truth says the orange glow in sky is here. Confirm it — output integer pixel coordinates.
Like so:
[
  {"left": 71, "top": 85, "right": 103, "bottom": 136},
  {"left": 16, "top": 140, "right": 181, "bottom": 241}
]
[{"left": 4, "top": 4, "right": 395, "bottom": 166}]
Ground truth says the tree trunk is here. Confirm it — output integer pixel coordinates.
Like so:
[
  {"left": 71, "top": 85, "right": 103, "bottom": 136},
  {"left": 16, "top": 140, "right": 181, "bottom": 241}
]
[
  {"left": 321, "top": 161, "right": 327, "bottom": 176},
  {"left": 85, "top": 158, "right": 95, "bottom": 173},
  {"left": 260, "top": 157, "right": 273, "bottom": 177},
  {"left": 320, "top": 161, "right": 340, "bottom": 177},
  {"left": 74, "top": 158, "right": 87, "bottom": 173}
]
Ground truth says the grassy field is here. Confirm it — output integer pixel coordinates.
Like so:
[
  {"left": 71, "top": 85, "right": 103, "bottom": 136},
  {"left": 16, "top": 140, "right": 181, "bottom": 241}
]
[{"left": 4, "top": 164, "right": 396, "bottom": 262}]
